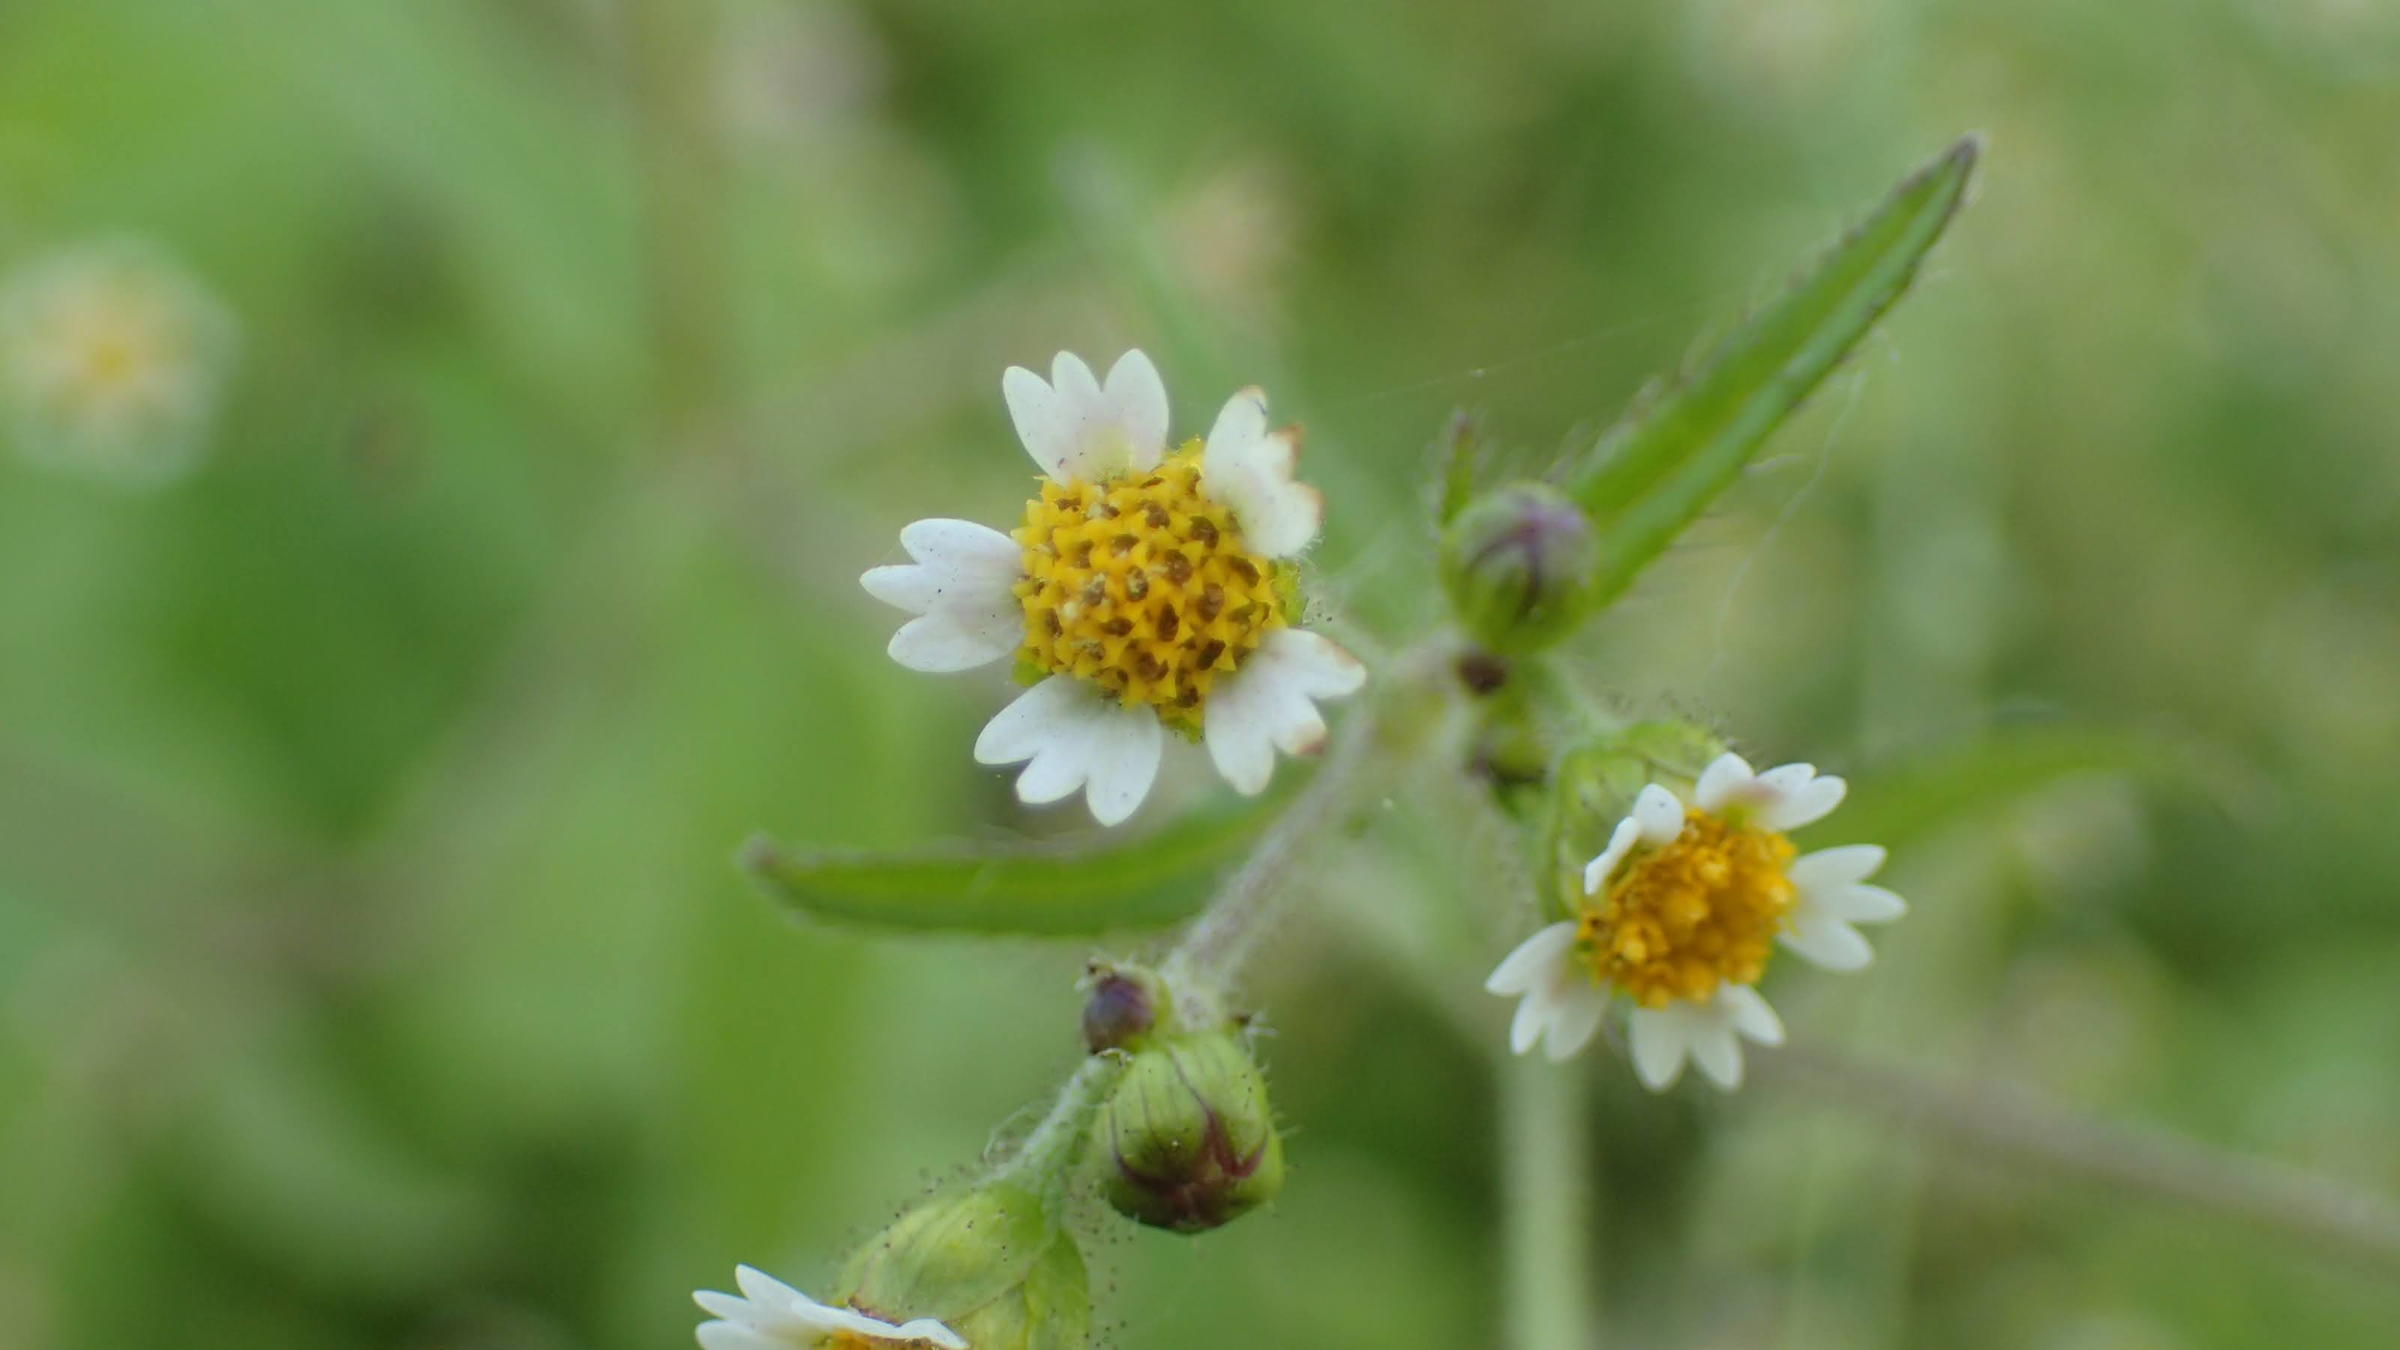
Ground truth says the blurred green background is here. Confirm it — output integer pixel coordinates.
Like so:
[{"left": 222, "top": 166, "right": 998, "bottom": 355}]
[{"left": 4, "top": 1, "right": 2399, "bottom": 1346}]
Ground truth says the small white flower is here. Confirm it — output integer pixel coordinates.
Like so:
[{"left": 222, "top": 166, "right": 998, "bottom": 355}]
[
  {"left": 695, "top": 1265, "right": 966, "bottom": 1350},
  {"left": 863, "top": 350, "right": 1364, "bottom": 826},
  {"left": 1487, "top": 751, "right": 1905, "bottom": 1090},
  {"left": 0, "top": 239, "right": 237, "bottom": 485}
]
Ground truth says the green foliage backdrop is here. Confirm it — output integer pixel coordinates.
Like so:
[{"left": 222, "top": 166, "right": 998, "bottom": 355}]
[{"left": 3, "top": 1, "right": 2397, "bottom": 1346}]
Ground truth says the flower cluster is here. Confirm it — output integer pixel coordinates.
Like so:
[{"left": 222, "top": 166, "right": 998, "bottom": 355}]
[{"left": 715, "top": 301, "right": 1930, "bottom": 1343}]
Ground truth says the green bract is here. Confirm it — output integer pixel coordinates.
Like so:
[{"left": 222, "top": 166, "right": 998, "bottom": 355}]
[
  {"left": 838, "top": 1181, "right": 1092, "bottom": 1350},
  {"left": 1091, "top": 1030, "right": 1286, "bottom": 1233}
]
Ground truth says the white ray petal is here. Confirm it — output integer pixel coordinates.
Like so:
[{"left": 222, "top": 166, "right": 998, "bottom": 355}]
[
  {"left": 1803, "top": 882, "right": 1907, "bottom": 925},
  {"left": 1104, "top": 348, "right": 1170, "bottom": 465},
  {"left": 1760, "top": 772, "right": 1846, "bottom": 832},
  {"left": 1203, "top": 384, "right": 1266, "bottom": 458},
  {"left": 889, "top": 1319, "right": 968, "bottom": 1350},
  {"left": 1200, "top": 388, "right": 1321, "bottom": 558},
  {"left": 1582, "top": 817, "right": 1644, "bottom": 894},
  {"left": 1780, "top": 915, "right": 1875, "bottom": 971},
  {"left": 899, "top": 516, "right": 1021, "bottom": 573},
  {"left": 1051, "top": 349, "right": 1104, "bottom": 416},
  {"left": 1693, "top": 752, "right": 1757, "bottom": 812},
  {"left": 1201, "top": 629, "right": 1364, "bottom": 795},
  {"left": 1201, "top": 685, "right": 1277, "bottom": 796},
  {"left": 1486, "top": 922, "right": 1578, "bottom": 995},
  {"left": 863, "top": 517, "right": 1024, "bottom": 673},
  {"left": 1083, "top": 706, "right": 1165, "bottom": 826},
  {"left": 696, "top": 1323, "right": 777, "bottom": 1350},
  {"left": 731, "top": 1266, "right": 801, "bottom": 1309},
  {"left": 974, "top": 675, "right": 1090, "bottom": 767},
  {"left": 1687, "top": 1022, "right": 1745, "bottom": 1089},
  {"left": 1716, "top": 984, "right": 1786, "bottom": 1046},
  {"left": 1004, "top": 352, "right": 1157, "bottom": 484},
  {"left": 1788, "top": 844, "right": 1887, "bottom": 891},
  {"left": 1628, "top": 1007, "right": 1691, "bottom": 1091},
  {"left": 1003, "top": 364, "right": 1070, "bottom": 478},
  {"left": 861, "top": 518, "right": 1021, "bottom": 614},
  {"left": 1632, "top": 784, "right": 1686, "bottom": 845},
  {"left": 1011, "top": 705, "right": 1108, "bottom": 805},
  {"left": 886, "top": 608, "right": 1018, "bottom": 672},
  {"left": 1543, "top": 983, "right": 1610, "bottom": 1061},
  {"left": 1508, "top": 981, "right": 1555, "bottom": 1056}
]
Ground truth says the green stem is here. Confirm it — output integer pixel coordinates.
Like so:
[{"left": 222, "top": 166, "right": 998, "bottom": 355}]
[
  {"left": 997, "top": 1054, "right": 1129, "bottom": 1203},
  {"left": 1159, "top": 691, "right": 1393, "bottom": 1023},
  {"left": 1501, "top": 1055, "right": 1597, "bottom": 1349},
  {"left": 1757, "top": 1044, "right": 2400, "bottom": 1277}
]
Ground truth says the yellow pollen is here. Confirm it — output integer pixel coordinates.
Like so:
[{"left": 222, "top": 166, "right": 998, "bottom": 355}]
[
  {"left": 1013, "top": 442, "right": 1285, "bottom": 729},
  {"left": 1577, "top": 808, "right": 1796, "bottom": 1008}
]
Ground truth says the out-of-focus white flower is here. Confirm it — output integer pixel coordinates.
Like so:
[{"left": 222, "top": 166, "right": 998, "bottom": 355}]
[
  {"left": 861, "top": 349, "right": 1364, "bottom": 826},
  {"left": 0, "top": 239, "right": 237, "bottom": 485},
  {"left": 694, "top": 1265, "right": 965, "bottom": 1350},
  {"left": 1486, "top": 752, "right": 1906, "bottom": 1090}
]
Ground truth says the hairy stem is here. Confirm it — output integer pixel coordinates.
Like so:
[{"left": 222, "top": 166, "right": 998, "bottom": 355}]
[
  {"left": 1160, "top": 697, "right": 1390, "bottom": 1018},
  {"left": 1316, "top": 839, "right": 2400, "bottom": 1281},
  {"left": 997, "top": 1054, "right": 1129, "bottom": 1202},
  {"left": 1502, "top": 1056, "right": 1598, "bottom": 1349},
  {"left": 1755, "top": 1043, "right": 2400, "bottom": 1277}
]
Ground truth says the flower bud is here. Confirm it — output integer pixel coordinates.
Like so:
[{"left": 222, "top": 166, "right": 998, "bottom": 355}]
[
  {"left": 1080, "top": 962, "right": 1170, "bottom": 1054},
  {"left": 1439, "top": 480, "right": 1600, "bottom": 655},
  {"left": 1091, "top": 1030, "right": 1285, "bottom": 1233},
  {"left": 837, "top": 1181, "right": 1092, "bottom": 1350}
]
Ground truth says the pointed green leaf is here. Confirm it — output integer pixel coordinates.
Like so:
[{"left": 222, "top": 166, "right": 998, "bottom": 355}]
[
  {"left": 1566, "top": 137, "right": 1980, "bottom": 606},
  {"left": 1813, "top": 726, "right": 2224, "bottom": 850},
  {"left": 741, "top": 791, "right": 1290, "bottom": 937}
]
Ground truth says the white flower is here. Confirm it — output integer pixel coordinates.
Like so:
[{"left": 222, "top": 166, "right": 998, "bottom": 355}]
[
  {"left": 0, "top": 239, "right": 237, "bottom": 485},
  {"left": 695, "top": 1265, "right": 966, "bottom": 1350},
  {"left": 1624, "top": 984, "right": 1787, "bottom": 1091},
  {"left": 862, "top": 350, "right": 1364, "bottom": 826},
  {"left": 1486, "top": 751, "right": 1906, "bottom": 1090}
]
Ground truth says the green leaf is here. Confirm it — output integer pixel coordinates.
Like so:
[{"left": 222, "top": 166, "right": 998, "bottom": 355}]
[
  {"left": 1566, "top": 137, "right": 1980, "bottom": 607},
  {"left": 1812, "top": 725, "right": 2223, "bottom": 850},
  {"left": 741, "top": 790, "right": 1290, "bottom": 937}
]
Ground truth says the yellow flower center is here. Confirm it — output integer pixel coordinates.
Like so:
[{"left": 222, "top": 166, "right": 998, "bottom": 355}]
[
  {"left": 1013, "top": 443, "right": 1286, "bottom": 729},
  {"left": 1577, "top": 807, "right": 1795, "bottom": 1008}
]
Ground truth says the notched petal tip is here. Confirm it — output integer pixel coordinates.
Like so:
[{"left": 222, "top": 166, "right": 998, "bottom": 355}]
[
  {"left": 858, "top": 562, "right": 914, "bottom": 606},
  {"left": 1267, "top": 423, "right": 1303, "bottom": 465},
  {"left": 1627, "top": 1013, "right": 1687, "bottom": 1092}
]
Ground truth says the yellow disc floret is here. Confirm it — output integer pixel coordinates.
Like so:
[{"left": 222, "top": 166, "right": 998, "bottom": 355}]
[
  {"left": 1578, "top": 808, "right": 1796, "bottom": 1008},
  {"left": 1014, "top": 444, "right": 1286, "bottom": 730}
]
